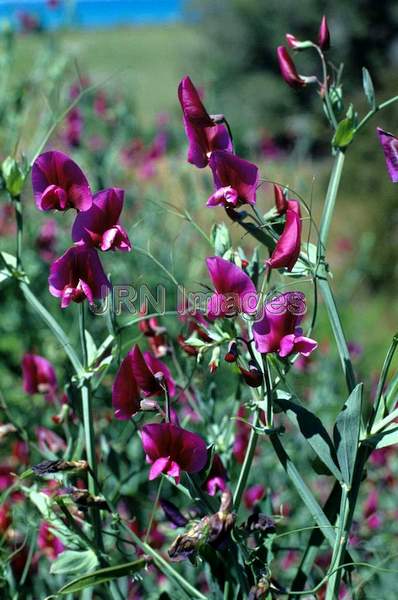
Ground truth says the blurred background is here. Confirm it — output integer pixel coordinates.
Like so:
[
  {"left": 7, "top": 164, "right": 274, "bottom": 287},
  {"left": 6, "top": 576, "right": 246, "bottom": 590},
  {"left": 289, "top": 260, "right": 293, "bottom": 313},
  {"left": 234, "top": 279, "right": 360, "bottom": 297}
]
[{"left": 1, "top": 0, "right": 398, "bottom": 445}]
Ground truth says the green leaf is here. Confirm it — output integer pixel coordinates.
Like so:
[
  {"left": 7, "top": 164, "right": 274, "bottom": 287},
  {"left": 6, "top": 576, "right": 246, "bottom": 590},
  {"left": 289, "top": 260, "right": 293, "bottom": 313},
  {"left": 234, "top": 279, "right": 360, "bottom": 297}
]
[
  {"left": 333, "top": 383, "right": 363, "bottom": 486},
  {"left": 85, "top": 329, "right": 97, "bottom": 367},
  {"left": 362, "top": 67, "right": 376, "bottom": 110},
  {"left": 275, "top": 396, "right": 341, "bottom": 481},
  {"left": 57, "top": 558, "right": 146, "bottom": 594},
  {"left": 50, "top": 549, "right": 99, "bottom": 576},
  {"left": 0, "top": 252, "right": 17, "bottom": 283},
  {"left": 332, "top": 118, "right": 355, "bottom": 148},
  {"left": 367, "top": 424, "right": 398, "bottom": 450},
  {"left": 210, "top": 222, "right": 231, "bottom": 257}
]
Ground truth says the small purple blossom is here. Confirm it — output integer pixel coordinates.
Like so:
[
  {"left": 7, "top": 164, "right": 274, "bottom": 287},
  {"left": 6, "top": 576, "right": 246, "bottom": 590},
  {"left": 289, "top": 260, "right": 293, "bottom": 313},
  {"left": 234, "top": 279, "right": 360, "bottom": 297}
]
[
  {"left": 206, "top": 256, "right": 258, "bottom": 319},
  {"left": 377, "top": 127, "right": 398, "bottom": 183},
  {"left": 207, "top": 150, "right": 259, "bottom": 207}
]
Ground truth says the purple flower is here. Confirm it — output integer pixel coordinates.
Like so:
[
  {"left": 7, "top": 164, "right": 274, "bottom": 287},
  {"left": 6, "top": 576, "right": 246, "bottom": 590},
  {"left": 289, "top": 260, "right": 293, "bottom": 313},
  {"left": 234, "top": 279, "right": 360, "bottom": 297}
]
[
  {"left": 267, "top": 200, "right": 302, "bottom": 271},
  {"left": 112, "top": 345, "right": 176, "bottom": 420},
  {"left": 36, "top": 427, "right": 66, "bottom": 454},
  {"left": 377, "top": 127, "right": 398, "bottom": 183},
  {"left": 206, "top": 256, "right": 258, "bottom": 319},
  {"left": 48, "top": 246, "right": 110, "bottom": 308},
  {"left": 64, "top": 107, "right": 83, "bottom": 148},
  {"left": 318, "top": 16, "right": 330, "bottom": 51},
  {"left": 32, "top": 150, "right": 92, "bottom": 212},
  {"left": 178, "top": 75, "right": 232, "bottom": 168},
  {"left": 244, "top": 484, "right": 266, "bottom": 509},
  {"left": 72, "top": 188, "right": 131, "bottom": 252},
  {"left": 207, "top": 150, "right": 259, "bottom": 207},
  {"left": 36, "top": 219, "right": 58, "bottom": 262},
  {"left": 202, "top": 454, "right": 228, "bottom": 496},
  {"left": 253, "top": 292, "right": 317, "bottom": 357},
  {"left": 277, "top": 46, "right": 306, "bottom": 88},
  {"left": 22, "top": 353, "right": 57, "bottom": 402},
  {"left": 38, "top": 522, "right": 64, "bottom": 559},
  {"left": 141, "top": 422, "right": 208, "bottom": 484}
]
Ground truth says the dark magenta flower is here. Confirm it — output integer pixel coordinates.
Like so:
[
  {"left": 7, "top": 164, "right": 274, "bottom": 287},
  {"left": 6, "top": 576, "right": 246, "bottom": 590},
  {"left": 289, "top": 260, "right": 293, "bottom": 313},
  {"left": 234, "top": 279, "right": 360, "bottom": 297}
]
[
  {"left": 202, "top": 454, "right": 228, "bottom": 496},
  {"left": 141, "top": 422, "right": 208, "bottom": 484},
  {"left": 38, "top": 522, "right": 64, "bottom": 559},
  {"left": 318, "top": 16, "right": 330, "bottom": 51},
  {"left": 206, "top": 256, "right": 258, "bottom": 319},
  {"left": 32, "top": 150, "right": 92, "bottom": 212},
  {"left": 277, "top": 46, "right": 306, "bottom": 88},
  {"left": 22, "top": 353, "right": 57, "bottom": 402},
  {"left": 64, "top": 107, "right": 83, "bottom": 148},
  {"left": 253, "top": 292, "right": 317, "bottom": 357},
  {"left": 207, "top": 150, "right": 259, "bottom": 207},
  {"left": 48, "top": 246, "right": 110, "bottom": 308},
  {"left": 178, "top": 75, "right": 232, "bottom": 168},
  {"left": 112, "top": 349, "right": 141, "bottom": 420},
  {"left": 72, "top": 188, "right": 131, "bottom": 252},
  {"left": 36, "top": 427, "right": 66, "bottom": 454},
  {"left": 377, "top": 127, "right": 398, "bottom": 183},
  {"left": 112, "top": 345, "right": 176, "bottom": 420},
  {"left": 244, "top": 484, "right": 266, "bottom": 509},
  {"left": 267, "top": 200, "right": 302, "bottom": 271},
  {"left": 36, "top": 219, "right": 58, "bottom": 262}
]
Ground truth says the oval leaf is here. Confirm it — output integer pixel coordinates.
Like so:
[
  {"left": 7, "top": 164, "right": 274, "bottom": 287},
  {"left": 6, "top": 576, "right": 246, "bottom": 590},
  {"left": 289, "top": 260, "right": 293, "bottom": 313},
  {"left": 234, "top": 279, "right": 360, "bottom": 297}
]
[
  {"left": 58, "top": 558, "right": 146, "bottom": 594},
  {"left": 333, "top": 383, "right": 363, "bottom": 487}
]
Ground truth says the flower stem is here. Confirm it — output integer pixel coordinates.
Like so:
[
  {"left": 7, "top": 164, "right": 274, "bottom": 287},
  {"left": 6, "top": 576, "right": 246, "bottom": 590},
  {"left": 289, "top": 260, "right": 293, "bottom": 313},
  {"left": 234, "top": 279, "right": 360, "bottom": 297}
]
[
  {"left": 233, "top": 410, "right": 259, "bottom": 512},
  {"left": 318, "top": 149, "right": 345, "bottom": 253},
  {"left": 79, "top": 303, "right": 103, "bottom": 551},
  {"left": 12, "top": 195, "right": 23, "bottom": 270},
  {"left": 324, "top": 485, "right": 350, "bottom": 600}
]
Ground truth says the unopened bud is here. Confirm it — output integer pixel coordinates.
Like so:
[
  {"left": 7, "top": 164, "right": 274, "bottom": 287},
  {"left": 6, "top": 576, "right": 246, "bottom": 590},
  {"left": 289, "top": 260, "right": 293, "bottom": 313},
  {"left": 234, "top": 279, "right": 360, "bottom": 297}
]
[
  {"left": 224, "top": 341, "right": 238, "bottom": 363},
  {"left": 277, "top": 46, "right": 306, "bottom": 89},
  {"left": 318, "top": 16, "right": 330, "bottom": 51}
]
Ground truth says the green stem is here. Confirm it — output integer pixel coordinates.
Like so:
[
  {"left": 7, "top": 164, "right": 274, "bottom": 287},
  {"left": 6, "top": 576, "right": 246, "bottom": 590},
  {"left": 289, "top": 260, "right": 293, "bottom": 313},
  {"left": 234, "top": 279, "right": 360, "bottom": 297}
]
[
  {"left": 233, "top": 410, "right": 259, "bottom": 512},
  {"left": 355, "top": 94, "right": 398, "bottom": 133},
  {"left": 369, "top": 334, "right": 398, "bottom": 431},
  {"left": 324, "top": 485, "right": 350, "bottom": 600},
  {"left": 79, "top": 303, "right": 103, "bottom": 551},
  {"left": 13, "top": 195, "right": 23, "bottom": 270},
  {"left": 19, "top": 281, "right": 84, "bottom": 377},
  {"left": 318, "top": 150, "right": 345, "bottom": 253}
]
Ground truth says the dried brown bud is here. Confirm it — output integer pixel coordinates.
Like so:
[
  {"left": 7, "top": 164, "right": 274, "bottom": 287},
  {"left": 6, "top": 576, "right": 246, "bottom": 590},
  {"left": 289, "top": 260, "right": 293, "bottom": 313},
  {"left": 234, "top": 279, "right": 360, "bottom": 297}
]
[
  {"left": 68, "top": 489, "right": 110, "bottom": 511},
  {"left": 31, "top": 459, "right": 88, "bottom": 477}
]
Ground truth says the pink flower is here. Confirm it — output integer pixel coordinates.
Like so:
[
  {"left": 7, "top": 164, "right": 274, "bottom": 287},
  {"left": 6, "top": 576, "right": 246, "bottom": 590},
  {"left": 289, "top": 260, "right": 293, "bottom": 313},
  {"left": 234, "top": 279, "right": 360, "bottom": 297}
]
[
  {"left": 112, "top": 345, "right": 176, "bottom": 420},
  {"left": 207, "top": 150, "right": 259, "bottom": 207},
  {"left": 363, "top": 488, "right": 382, "bottom": 530},
  {"left": 48, "top": 246, "right": 110, "bottom": 308},
  {"left": 22, "top": 353, "right": 57, "bottom": 402},
  {"left": 244, "top": 484, "right": 266, "bottom": 509},
  {"left": 178, "top": 75, "right": 232, "bottom": 168},
  {"left": 36, "top": 427, "right": 66, "bottom": 454},
  {"left": 72, "top": 188, "right": 131, "bottom": 252},
  {"left": 206, "top": 256, "right": 258, "bottom": 319},
  {"left": 38, "top": 522, "right": 64, "bottom": 559},
  {"left": 318, "top": 16, "right": 330, "bottom": 51},
  {"left": 202, "top": 454, "right": 228, "bottom": 496},
  {"left": 267, "top": 200, "right": 302, "bottom": 271},
  {"left": 32, "top": 151, "right": 92, "bottom": 212},
  {"left": 377, "top": 127, "right": 398, "bottom": 183},
  {"left": 64, "top": 107, "right": 83, "bottom": 148},
  {"left": 253, "top": 292, "right": 317, "bottom": 357},
  {"left": 141, "top": 422, "right": 208, "bottom": 484},
  {"left": 277, "top": 46, "right": 306, "bottom": 88},
  {"left": 36, "top": 219, "right": 58, "bottom": 262}
]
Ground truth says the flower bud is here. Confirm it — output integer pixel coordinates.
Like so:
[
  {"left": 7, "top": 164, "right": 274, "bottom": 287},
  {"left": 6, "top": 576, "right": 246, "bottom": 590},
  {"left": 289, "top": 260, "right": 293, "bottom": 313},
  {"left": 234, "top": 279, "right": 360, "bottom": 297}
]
[
  {"left": 318, "top": 16, "right": 330, "bottom": 51},
  {"left": 238, "top": 362, "right": 263, "bottom": 388},
  {"left": 277, "top": 46, "right": 306, "bottom": 88},
  {"left": 286, "top": 34, "right": 301, "bottom": 49},
  {"left": 224, "top": 341, "right": 238, "bottom": 363}
]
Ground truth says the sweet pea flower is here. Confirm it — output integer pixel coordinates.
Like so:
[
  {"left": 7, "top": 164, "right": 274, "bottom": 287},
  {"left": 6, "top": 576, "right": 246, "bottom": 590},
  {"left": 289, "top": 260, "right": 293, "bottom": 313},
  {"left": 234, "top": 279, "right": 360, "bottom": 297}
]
[
  {"left": 206, "top": 256, "right": 258, "bottom": 319},
  {"left": 178, "top": 75, "right": 232, "bottom": 168},
  {"left": 32, "top": 150, "right": 92, "bottom": 212},
  {"left": 253, "top": 291, "right": 317, "bottom": 357},
  {"left": 207, "top": 150, "right": 259, "bottom": 207},
  {"left": 72, "top": 188, "right": 131, "bottom": 252},
  {"left": 65, "top": 107, "right": 83, "bottom": 148},
  {"left": 36, "top": 219, "right": 58, "bottom": 262},
  {"left": 48, "top": 246, "right": 110, "bottom": 308},
  {"left": 202, "top": 454, "right": 228, "bottom": 496},
  {"left": 112, "top": 345, "right": 176, "bottom": 420},
  {"left": 22, "top": 353, "right": 57, "bottom": 402},
  {"left": 267, "top": 200, "right": 302, "bottom": 271},
  {"left": 244, "top": 484, "right": 266, "bottom": 509},
  {"left": 141, "top": 422, "right": 208, "bottom": 484},
  {"left": 277, "top": 46, "right": 306, "bottom": 88},
  {"left": 36, "top": 427, "right": 66, "bottom": 454},
  {"left": 38, "top": 522, "right": 64, "bottom": 559},
  {"left": 318, "top": 16, "right": 330, "bottom": 51},
  {"left": 377, "top": 127, "right": 398, "bottom": 183}
]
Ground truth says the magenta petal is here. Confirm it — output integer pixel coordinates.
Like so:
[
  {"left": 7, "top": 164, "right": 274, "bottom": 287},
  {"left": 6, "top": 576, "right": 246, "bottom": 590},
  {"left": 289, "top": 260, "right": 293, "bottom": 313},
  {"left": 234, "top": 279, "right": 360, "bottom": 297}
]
[
  {"left": 209, "top": 150, "right": 259, "bottom": 206},
  {"left": 267, "top": 204, "right": 302, "bottom": 271},
  {"left": 178, "top": 76, "right": 214, "bottom": 127},
  {"left": 32, "top": 150, "right": 92, "bottom": 212},
  {"left": 377, "top": 127, "right": 398, "bottom": 183},
  {"left": 149, "top": 457, "right": 170, "bottom": 480},
  {"left": 48, "top": 246, "right": 110, "bottom": 308},
  {"left": 278, "top": 334, "right": 296, "bottom": 358},
  {"left": 292, "top": 335, "right": 318, "bottom": 357},
  {"left": 22, "top": 353, "right": 57, "bottom": 399},
  {"left": 112, "top": 350, "right": 141, "bottom": 419},
  {"left": 166, "top": 460, "right": 181, "bottom": 483},
  {"left": 143, "top": 352, "right": 176, "bottom": 397},
  {"left": 130, "top": 346, "right": 160, "bottom": 396},
  {"left": 206, "top": 256, "right": 257, "bottom": 315}
]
